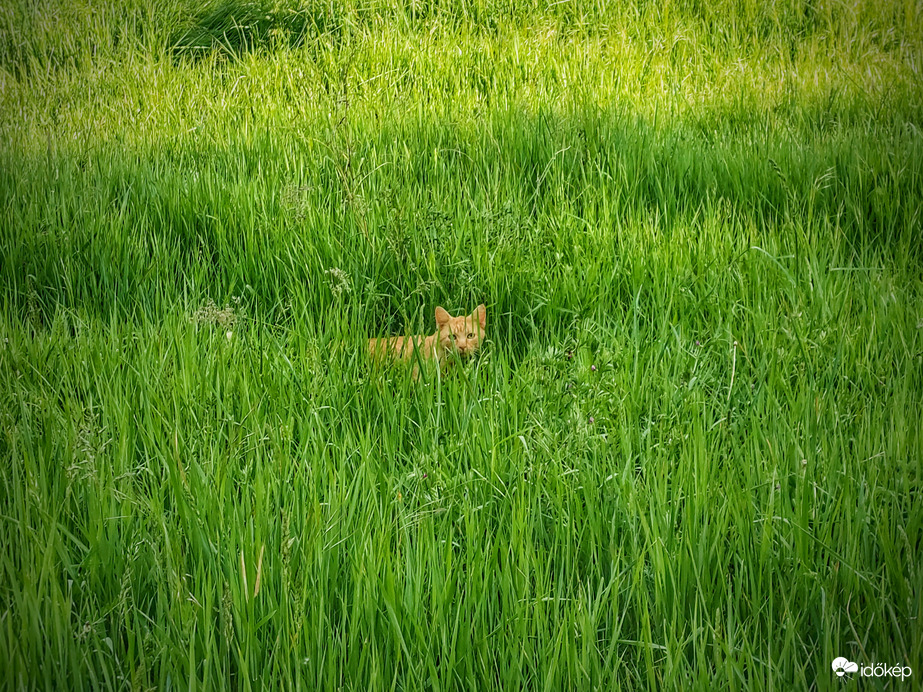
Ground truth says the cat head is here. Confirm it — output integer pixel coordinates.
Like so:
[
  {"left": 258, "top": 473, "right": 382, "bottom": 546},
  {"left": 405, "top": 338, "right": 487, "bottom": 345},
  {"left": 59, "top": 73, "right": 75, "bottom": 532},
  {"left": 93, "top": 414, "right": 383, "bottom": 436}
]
[{"left": 435, "top": 304, "right": 486, "bottom": 357}]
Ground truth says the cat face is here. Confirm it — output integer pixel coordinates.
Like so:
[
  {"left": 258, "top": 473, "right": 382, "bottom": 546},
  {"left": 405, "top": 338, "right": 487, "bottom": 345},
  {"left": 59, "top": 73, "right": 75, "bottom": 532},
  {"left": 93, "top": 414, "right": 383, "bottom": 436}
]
[{"left": 435, "top": 304, "right": 486, "bottom": 357}]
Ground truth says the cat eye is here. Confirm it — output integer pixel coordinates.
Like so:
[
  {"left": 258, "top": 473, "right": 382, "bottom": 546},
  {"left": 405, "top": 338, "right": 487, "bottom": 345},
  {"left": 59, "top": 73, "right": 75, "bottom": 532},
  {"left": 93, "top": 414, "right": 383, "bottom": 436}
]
[
  {"left": 467, "top": 333, "right": 474, "bottom": 339},
  {"left": 450, "top": 334, "right": 457, "bottom": 340}
]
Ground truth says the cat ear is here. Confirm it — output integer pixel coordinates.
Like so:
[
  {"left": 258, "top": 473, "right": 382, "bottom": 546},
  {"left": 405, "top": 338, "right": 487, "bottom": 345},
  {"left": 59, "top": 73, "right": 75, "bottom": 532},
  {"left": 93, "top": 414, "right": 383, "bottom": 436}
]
[
  {"left": 435, "top": 306, "right": 450, "bottom": 327},
  {"left": 473, "top": 304, "right": 486, "bottom": 330}
]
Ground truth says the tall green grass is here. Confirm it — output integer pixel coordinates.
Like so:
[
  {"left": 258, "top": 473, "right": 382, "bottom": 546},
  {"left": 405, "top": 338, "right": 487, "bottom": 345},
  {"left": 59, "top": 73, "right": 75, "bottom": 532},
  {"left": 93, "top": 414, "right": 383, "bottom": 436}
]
[{"left": 1, "top": 0, "right": 922, "bottom": 689}]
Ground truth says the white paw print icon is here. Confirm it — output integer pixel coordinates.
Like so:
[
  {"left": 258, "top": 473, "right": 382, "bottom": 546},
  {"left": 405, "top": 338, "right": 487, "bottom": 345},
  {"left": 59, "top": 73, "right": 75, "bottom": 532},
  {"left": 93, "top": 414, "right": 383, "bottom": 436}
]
[{"left": 832, "top": 657, "right": 859, "bottom": 677}]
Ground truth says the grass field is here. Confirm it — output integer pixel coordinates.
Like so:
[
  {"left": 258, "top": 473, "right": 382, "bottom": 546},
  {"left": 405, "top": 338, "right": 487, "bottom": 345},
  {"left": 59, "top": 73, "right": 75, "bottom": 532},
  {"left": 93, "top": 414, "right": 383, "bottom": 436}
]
[{"left": 1, "top": 0, "right": 922, "bottom": 689}]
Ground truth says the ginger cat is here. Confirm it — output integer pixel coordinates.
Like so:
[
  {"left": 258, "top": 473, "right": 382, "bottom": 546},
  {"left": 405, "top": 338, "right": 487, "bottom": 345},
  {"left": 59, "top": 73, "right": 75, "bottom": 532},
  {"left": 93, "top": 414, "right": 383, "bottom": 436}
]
[{"left": 368, "top": 304, "right": 486, "bottom": 379}]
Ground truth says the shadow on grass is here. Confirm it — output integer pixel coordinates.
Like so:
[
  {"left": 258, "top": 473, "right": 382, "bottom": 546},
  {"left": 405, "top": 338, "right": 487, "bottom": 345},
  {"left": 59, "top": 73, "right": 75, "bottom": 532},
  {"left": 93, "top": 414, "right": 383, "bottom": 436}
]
[
  {"left": 169, "top": 0, "right": 345, "bottom": 59},
  {"left": 2, "top": 104, "right": 921, "bottom": 354}
]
